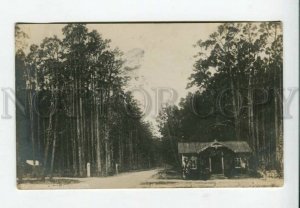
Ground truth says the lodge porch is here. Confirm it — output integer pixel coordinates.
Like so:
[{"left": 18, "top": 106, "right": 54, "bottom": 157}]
[{"left": 178, "top": 140, "right": 252, "bottom": 180}]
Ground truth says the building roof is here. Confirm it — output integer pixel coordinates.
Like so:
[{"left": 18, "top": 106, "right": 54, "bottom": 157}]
[{"left": 178, "top": 141, "right": 252, "bottom": 154}]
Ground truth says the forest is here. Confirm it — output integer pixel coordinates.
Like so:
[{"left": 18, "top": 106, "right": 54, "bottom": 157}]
[
  {"left": 16, "top": 22, "right": 283, "bottom": 180},
  {"left": 157, "top": 22, "right": 283, "bottom": 175},
  {"left": 16, "top": 24, "right": 160, "bottom": 179}
]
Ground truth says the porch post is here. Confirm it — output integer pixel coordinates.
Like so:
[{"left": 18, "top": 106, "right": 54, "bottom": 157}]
[
  {"left": 221, "top": 152, "right": 224, "bottom": 175},
  {"left": 209, "top": 157, "right": 212, "bottom": 172}
]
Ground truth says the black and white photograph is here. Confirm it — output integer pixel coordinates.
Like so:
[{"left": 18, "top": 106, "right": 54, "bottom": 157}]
[
  {"left": 15, "top": 22, "right": 284, "bottom": 189},
  {"left": 0, "top": 0, "right": 298, "bottom": 208}
]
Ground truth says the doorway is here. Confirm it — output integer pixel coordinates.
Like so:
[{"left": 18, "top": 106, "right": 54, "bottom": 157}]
[{"left": 211, "top": 155, "right": 222, "bottom": 174}]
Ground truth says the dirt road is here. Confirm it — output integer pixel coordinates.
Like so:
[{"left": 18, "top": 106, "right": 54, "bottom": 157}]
[
  {"left": 18, "top": 169, "right": 283, "bottom": 189},
  {"left": 18, "top": 169, "right": 158, "bottom": 189}
]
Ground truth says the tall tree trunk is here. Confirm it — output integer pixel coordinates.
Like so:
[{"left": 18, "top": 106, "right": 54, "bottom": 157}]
[
  {"left": 118, "top": 131, "right": 123, "bottom": 171},
  {"left": 261, "top": 108, "right": 266, "bottom": 167},
  {"left": 229, "top": 69, "right": 241, "bottom": 140},
  {"left": 255, "top": 107, "right": 260, "bottom": 160},
  {"left": 41, "top": 109, "right": 53, "bottom": 180},
  {"left": 247, "top": 73, "right": 256, "bottom": 154},
  {"left": 49, "top": 119, "right": 57, "bottom": 179},
  {"left": 28, "top": 90, "right": 36, "bottom": 174},
  {"left": 105, "top": 123, "right": 110, "bottom": 175},
  {"left": 273, "top": 67, "right": 280, "bottom": 170},
  {"left": 277, "top": 70, "right": 284, "bottom": 175},
  {"left": 95, "top": 104, "right": 102, "bottom": 176},
  {"left": 129, "top": 131, "right": 134, "bottom": 169}
]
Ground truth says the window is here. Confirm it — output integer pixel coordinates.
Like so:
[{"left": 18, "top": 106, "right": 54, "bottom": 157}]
[
  {"left": 190, "top": 156, "right": 197, "bottom": 169},
  {"left": 182, "top": 156, "right": 188, "bottom": 166},
  {"left": 234, "top": 157, "right": 242, "bottom": 168}
]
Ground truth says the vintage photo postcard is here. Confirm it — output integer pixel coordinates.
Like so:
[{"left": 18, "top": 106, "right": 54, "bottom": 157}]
[{"left": 15, "top": 22, "right": 283, "bottom": 189}]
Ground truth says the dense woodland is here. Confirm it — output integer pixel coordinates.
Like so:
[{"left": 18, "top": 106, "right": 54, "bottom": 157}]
[
  {"left": 158, "top": 23, "right": 283, "bottom": 174},
  {"left": 16, "top": 24, "right": 160, "bottom": 178},
  {"left": 16, "top": 22, "right": 283, "bottom": 179}
]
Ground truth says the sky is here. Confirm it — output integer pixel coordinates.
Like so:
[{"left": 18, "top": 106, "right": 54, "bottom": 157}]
[{"left": 19, "top": 23, "right": 220, "bottom": 134}]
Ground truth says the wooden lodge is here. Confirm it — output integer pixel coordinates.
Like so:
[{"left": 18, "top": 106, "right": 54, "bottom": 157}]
[{"left": 178, "top": 140, "right": 252, "bottom": 179}]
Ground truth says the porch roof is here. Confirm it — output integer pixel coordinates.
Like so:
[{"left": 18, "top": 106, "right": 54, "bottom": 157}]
[{"left": 178, "top": 141, "right": 252, "bottom": 154}]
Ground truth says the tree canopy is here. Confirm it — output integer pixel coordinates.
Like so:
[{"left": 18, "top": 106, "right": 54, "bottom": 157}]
[
  {"left": 158, "top": 22, "right": 283, "bottom": 173},
  {"left": 16, "top": 24, "right": 159, "bottom": 178}
]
